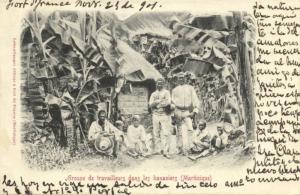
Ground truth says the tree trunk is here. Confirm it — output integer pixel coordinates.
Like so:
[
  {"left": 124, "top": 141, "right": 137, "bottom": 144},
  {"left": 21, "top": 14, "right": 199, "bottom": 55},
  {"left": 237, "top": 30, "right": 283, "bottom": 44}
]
[
  {"left": 70, "top": 112, "right": 78, "bottom": 156},
  {"left": 233, "top": 12, "right": 255, "bottom": 141}
]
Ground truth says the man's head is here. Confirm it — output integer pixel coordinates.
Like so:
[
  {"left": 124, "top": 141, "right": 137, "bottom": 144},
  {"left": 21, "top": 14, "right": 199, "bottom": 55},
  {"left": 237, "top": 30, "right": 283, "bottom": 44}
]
[
  {"left": 156, "top": 78, "right": 165, "bottom": 90},
  {"left": 115, "top": 120, "right": 124, "bottom": 131},
  {"left": 132, "top": 115, "right": 140, "bottom": 127},
  {"left": 177, "top": 72, "right": 185, "bottom": 85},
  {"left": 198, "top": 120, "right": 207, "bottom": 131},
  {"left": 98, "top": 110, "right": 107, "bottom": 125},
  {"left": 217, "top": 125, "right": 224, "bottom": 135}
]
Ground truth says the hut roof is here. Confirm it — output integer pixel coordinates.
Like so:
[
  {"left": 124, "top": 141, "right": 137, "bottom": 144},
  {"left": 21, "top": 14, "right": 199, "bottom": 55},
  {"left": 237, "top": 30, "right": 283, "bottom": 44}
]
[
  {"left": 96, "top": 33, "right": 162, "bottom": 82},
  {"left": 123, "top": 12, "right": 192, "bottom": 38}
]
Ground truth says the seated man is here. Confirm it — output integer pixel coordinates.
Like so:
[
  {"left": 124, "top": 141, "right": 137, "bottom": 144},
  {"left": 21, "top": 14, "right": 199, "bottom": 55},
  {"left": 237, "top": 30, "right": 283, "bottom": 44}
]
[
  {"left": 188, "top": 120, "right": 212, "bottom": 160},
  {"left": 88, "top": 110, "right": 123, "bottom": 157},
  {"left": 211, "top": 125, "right": 228, "bottom": 154},
  {"left": 126, "top": 115, "right": 150, "bottom": 158}
]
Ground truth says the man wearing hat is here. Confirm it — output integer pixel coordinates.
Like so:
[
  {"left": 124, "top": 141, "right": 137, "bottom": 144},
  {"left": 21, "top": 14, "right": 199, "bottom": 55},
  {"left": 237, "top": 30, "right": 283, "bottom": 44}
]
[
  {"left": 149, "top": 78, "right": 172, "bottom": 158},
  {"left": 172, "top": 72, "right": 200, "bottom": 155}
]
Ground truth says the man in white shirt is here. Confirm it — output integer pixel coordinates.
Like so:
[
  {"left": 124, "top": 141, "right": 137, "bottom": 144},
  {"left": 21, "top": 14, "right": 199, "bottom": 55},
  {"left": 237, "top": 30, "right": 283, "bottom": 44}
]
[
  {"left": 188, "top": 121, "right": 212, "bottom": 160},
  {"left": 149, "top": 78, "right": 172, "bottom": 158},
  {"left": 88, "top": 110, "right": 123, "bottom": 156},
  {"left": 172, "top": 72, "right": 200, "bottom": 155},
  {"left": 192, "top": 121, "right": 211, "bottom": 150}
]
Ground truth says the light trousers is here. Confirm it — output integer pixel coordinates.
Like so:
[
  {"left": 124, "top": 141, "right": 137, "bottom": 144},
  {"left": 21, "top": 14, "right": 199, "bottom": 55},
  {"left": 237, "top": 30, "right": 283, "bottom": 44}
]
[
  {"left": 174, "top": 110, "right": 194, "bottom": 153},
  {"left": 152, "top": 113, "right": 172, "bottom": 154}
]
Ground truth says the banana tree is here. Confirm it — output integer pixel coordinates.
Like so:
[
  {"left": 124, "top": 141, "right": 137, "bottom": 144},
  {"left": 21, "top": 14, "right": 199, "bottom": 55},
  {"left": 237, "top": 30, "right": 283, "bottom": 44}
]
[
  {"left": 46, "top": 11, "right": 116, "bottom": 155},
  {"left": 23, "top": 12, "right": 57, "bottom": 62},
  {"left": 26, "top": 11, "right": 118, "bottom": 155},
  {"left": 45, "top": 70, "right": 112, "bottom": 155}
]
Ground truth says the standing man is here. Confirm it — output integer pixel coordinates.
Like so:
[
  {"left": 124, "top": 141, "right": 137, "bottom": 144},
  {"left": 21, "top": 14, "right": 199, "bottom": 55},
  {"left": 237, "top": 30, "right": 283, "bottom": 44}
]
[
  {"left": 172, "top": 72, "right": 200, "bottom": 155},
  {"left": 149, "top": 78, "right": 172, "bottom": 158}
]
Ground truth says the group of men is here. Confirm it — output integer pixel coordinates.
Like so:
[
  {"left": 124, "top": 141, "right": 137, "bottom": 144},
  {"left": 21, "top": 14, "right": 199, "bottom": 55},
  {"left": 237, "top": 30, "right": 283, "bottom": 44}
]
[
  {"left": 87, "top": 71, "right": 229, "bottom": 159},
  {"left": 149, "top": 72, "right": 228, "bottom": 158},
  {"left": 149, "top": 72, "right": 200, "bottom": 157}
]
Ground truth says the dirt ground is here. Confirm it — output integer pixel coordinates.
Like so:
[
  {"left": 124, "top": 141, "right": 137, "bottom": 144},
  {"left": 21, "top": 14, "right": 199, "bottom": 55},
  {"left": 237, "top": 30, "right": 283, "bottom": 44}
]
[
  {"left": 21, "top": 112, "right": 251, "bottom": 171},
  {"left": 61, "top": 123, "right": 251, "bottom": 172},
  {"left": 62, "top": 146, "right": 251, "bottom": 172}
]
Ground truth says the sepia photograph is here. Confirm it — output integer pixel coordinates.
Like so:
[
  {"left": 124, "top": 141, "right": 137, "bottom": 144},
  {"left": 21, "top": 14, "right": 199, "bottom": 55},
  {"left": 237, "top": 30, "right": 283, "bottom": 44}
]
[{"left": 20, "top": 10, "right": 256, "bottom": 171}]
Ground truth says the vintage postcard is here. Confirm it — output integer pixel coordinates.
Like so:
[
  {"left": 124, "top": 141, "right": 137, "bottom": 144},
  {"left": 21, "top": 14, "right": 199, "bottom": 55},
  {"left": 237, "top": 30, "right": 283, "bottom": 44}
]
[{"left": 0, "top": 0, "right": 299, "bottom": 194}]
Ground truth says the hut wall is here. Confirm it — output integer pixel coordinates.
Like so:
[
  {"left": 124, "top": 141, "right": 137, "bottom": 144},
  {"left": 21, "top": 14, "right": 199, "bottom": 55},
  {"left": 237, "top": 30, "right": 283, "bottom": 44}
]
[{"left": 118, "top": 86, "right": 149, "bottom": 115}]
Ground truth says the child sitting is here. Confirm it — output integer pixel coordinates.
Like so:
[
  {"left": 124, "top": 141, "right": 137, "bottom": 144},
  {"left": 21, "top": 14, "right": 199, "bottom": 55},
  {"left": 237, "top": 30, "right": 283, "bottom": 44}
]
[
  {"left": 126, "top": 115, "right": 150, "bottom": 158},
  {"left": 211, "top": 125, "right": 228, "bottom": 154}
]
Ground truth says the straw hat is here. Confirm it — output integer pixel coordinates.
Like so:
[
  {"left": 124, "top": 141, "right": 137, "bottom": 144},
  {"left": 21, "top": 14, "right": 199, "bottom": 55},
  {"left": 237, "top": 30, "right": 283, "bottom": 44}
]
[{"left": 94, "top": 135, "right": 115, "bottom": 155}]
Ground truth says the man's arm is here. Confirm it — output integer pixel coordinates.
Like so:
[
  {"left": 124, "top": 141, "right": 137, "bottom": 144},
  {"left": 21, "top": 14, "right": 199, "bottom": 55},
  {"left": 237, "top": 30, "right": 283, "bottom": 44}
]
[
  {"left": 140, "top": 126, "right": 147, "bottom": 142},
  {"left": 158, "top": 90, "right": 171, "bottom": 108},
  {"left": 171, "top": 87, "right": 178, "bottom": 106},
  {"left": 88, "top": 122, "right": 97, "bottom": 140},
  {"left": 108, "top": 121, "right": 124, "bottom": 140},
  {"left": 191, "top": 87, "right": 200, "bottom": 114},
  {"left": 149, "top": 92, "right": 159, "bottom": 108}
]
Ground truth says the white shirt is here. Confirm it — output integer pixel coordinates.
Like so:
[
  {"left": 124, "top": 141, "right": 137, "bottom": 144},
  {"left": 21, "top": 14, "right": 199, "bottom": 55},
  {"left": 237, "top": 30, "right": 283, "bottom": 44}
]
[
  {"left": 194, "top": 128, "right": 211, "bottom": 143},
  {"left": 88, "top": 120, "right": 123, "bottom": 141},
  {"left": 149, "top": 89, "right": 171, "bottom": 115},
  {"left": 172, "top": 84, "right": 200, "bottom": 113},
  {"left": 218, "top": 133, "right": 228, "bottom": 146},
  {"left": 127, "top": 125, "right": 146, "bottom": 144}
]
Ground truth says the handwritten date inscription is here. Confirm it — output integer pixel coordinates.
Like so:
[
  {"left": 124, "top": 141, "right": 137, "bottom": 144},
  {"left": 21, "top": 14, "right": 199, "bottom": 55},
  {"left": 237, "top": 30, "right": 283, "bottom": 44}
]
[{"left": 5, "top": 0, "right": 162, "bottom": 11}]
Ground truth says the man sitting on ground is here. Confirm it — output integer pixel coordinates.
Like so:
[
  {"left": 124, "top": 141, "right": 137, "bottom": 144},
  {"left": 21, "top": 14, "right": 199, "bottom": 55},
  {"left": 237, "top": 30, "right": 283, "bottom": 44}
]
[
  {"left": 88, "top": 110, "right": 124, "bottom": 157},
  {"left": 188, "top": 120, "right": 212, "bottom": 160}
]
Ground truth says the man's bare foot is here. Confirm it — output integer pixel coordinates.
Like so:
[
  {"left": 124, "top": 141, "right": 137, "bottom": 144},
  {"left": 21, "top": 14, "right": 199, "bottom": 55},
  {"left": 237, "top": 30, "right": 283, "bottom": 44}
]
[{"left": 163, "top": 153, "right": 171, "bottom": 159}]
